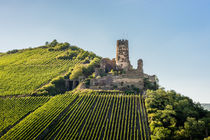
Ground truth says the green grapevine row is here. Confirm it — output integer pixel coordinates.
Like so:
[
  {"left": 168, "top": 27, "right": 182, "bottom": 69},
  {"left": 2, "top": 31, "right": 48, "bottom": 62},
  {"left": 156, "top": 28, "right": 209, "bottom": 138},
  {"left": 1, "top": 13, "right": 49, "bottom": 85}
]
[
  {"left": 0, "top": 96, "right": 50, "bottom": 133},
  {"left": 1, "top": 93, "right": 150, "bottom": 140},
  {"left": 0, "top": 47, "right": 84, "bottom": 96},
  {"left": 1, "top": 94, "right": 77, "bottom": 139}
]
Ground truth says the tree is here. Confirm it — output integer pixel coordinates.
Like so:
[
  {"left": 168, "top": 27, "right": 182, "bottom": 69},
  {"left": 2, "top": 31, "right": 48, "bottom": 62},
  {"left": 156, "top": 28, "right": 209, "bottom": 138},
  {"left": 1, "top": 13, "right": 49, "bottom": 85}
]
[
  {"left": 183, "top": 117, "right": 205, "bottom": 139},
  {"left": 49, "top": 39, "right": 58, "bottom": 47},
  {"left": 45, "top": 41, "right": 49, "bottom": 46},
  {"left": 201, "top": 113, "right": 210, "bottom": 138},
  {"left": 146, "top": 89, "right": 209, "bottom": 139},
  {"left": 151, "top": 127, "right": 171, "bottom": 140},
  {"left": 70, "top": 65, "right": 84, "bottom": 80},
  {"left": 82, "top": 57, "right": 100, "bottom": 77}
]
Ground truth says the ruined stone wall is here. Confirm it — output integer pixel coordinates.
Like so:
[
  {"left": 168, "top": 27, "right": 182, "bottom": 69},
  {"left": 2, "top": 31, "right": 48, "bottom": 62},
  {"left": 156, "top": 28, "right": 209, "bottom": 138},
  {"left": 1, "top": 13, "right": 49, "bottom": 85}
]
[
  {"left": 112, "top": 75, "right": 144, "bottom": 89},
  {"left": 144, "top": 74, "right": 157, "bottom": 83},
  {"left": 100, "top": 58, "right": 116, "bottom": 72},
  {"left": 87, "top": 39, "right": 157, "bottom": 92},
  {"left": 89, "top": 70, "right": 144, "bottom": 90},
  {"left": 137, "top": 59, "right": 143, "bottom": 75}
]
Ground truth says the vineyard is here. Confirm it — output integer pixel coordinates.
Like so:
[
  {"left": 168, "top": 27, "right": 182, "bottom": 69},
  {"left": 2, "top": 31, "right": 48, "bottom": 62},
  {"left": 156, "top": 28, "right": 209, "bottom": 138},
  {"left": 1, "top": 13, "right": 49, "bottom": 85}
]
[
  {"left": 0, "top": 46, "right": 92, "bottom": 96},
  {"left": 0, "top": 92, "right": 150, "bottom": 140},
  {"left": 0, "top": 42, "right": 151, "bottom": 139},
  {"left": 0, "top": 96, "right": 50, "bottom": 134},
  {"left": 1, "top": 40, "right": 209, "bottom": 139}
]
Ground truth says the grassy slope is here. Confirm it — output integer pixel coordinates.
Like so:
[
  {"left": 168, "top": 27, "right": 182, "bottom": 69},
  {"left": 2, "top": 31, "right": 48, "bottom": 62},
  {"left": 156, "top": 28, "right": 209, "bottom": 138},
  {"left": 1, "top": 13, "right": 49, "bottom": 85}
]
[
  {"left": 0, "top": 48, "right": 80, "bottom": 96},
  {"left": 1, "top": 92, "right": 150, "bottom": 140}
]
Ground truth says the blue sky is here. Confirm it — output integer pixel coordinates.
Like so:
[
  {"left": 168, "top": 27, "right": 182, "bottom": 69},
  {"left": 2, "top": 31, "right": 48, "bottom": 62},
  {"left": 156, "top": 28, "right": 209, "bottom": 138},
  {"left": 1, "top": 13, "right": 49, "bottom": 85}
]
[{"left": 0, "top": 0, "right": 210, "bottom": 103}]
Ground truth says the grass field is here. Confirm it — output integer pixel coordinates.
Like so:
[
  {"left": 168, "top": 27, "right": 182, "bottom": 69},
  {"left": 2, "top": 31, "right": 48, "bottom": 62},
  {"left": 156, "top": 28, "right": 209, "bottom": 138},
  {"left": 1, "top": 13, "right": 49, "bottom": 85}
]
[{"left": 0, "top": 92, "right": 150, "bottom": 140}]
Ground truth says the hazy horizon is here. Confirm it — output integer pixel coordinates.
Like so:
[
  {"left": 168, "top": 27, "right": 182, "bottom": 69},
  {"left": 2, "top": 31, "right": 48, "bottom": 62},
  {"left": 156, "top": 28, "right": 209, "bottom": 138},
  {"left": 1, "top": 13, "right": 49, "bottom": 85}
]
[{"left": 0, "top": 0, "right": 210, "bottom": 103}]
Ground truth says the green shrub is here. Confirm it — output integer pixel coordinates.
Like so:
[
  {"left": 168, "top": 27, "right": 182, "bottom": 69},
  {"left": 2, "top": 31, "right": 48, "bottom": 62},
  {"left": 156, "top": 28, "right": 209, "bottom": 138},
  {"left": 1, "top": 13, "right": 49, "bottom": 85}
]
[
  {"left": 56, "top": 51, "right": 78, "bottom": 60},
  {"left": 35, "top": 76, "right": 66, "bottom": 95},
  {"left": 49, "top": 39, "right": 58, "bottom": 47},
  {"left": 51, "top": 76, "right": 65, "bottom": 87},
  {"left": 70, "top": 65, "right": 84, "bottom": 80},
  {"left": 7, "top": 49, "right": 18, "bottom": 54},
  {"left": 88, "top": 73, "right": 96, "bottom": 79},
  {"left": 144, "top": 78, "right": 159, "bottom": 90},
  {"left": 88, "top": 51, "right": 97, "bottom": 59},
  {"left": 38, "top": 83, "right": 56, "bottom": 95},
  {"left": 69, "top": 57, "right": 101, "bottom": 80},
  {"left": 48, "top": 48, "right": 54, "bottom": 51},
  {"left": 82, "top": 58, "right": 100, "bottom": 77},
  {"left": 54, "top": 42, "right": 70, "bottom": 51},
  {"left": 70, "top": 46, "right": 80, "bottom": 51},
  {"left": 204, "top": 136, "right": 210, "bottom": 140},
  {"left": 84, "top": 79, "right": 90, "bottom": 87},
  {"left": 47, "top": 40, "right": 70, "bottom": 51},
  {"left": 77, "top": 51, "right": 89, "bottom": 60}
]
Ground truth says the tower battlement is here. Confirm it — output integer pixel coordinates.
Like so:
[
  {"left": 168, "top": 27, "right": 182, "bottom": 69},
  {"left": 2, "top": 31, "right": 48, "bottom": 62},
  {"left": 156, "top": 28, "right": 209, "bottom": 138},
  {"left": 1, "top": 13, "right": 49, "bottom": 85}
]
[{"left": 117, "top": 39, "right": 128, "bottom": 46}]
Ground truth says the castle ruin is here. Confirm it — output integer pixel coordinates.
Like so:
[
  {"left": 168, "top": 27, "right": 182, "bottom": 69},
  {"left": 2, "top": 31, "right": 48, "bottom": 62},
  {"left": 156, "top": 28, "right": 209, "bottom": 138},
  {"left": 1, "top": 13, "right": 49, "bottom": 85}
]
[
  {"left": 116, "top": 40, "right": 132, "bottom": 71},
  {"left": 87, "top": 39, "right": 157, "bottom": 92}
]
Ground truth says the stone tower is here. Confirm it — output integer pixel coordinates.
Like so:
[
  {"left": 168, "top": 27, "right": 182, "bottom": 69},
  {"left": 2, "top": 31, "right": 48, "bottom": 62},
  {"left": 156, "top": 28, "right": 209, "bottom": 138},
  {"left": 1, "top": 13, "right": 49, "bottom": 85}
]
[
  {"left": 116, "top": 39, "right": 131, "bottom": 71},
  {"left": 137, "top": 59, "right": 144, "bottom": 76}
]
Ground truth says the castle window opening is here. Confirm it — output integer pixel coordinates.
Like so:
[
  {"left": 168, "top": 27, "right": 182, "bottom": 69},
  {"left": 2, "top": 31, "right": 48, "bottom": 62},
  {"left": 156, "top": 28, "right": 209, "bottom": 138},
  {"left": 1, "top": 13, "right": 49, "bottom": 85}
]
[{"left": 121, "top": 82, "right": 124, "bottom": 86}]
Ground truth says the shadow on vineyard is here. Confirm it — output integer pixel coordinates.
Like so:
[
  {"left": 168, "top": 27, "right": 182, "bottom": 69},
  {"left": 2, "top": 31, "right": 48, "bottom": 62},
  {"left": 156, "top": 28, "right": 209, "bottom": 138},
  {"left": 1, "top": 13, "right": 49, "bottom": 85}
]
[
  {"left": 0, "top": 109, "right": 35, "bottom": 137},
  {"left": 0, "top": 96, "right": 50, "bottom": 137}
]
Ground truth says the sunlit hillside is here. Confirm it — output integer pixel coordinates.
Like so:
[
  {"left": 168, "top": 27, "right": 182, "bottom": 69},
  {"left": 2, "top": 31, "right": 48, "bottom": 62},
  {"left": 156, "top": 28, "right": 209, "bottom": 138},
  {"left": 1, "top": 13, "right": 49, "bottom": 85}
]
[{"left": 0, "top": 40, "right": 97, "bottom": 96}]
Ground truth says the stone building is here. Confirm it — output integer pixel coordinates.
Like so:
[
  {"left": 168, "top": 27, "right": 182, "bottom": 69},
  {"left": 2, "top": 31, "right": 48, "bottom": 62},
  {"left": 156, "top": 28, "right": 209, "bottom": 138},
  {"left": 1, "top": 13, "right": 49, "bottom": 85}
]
[
  {"left": 116, "top": 40, "right": 132, "bottom": 71},
  {"left": 88, "top": 39, "right": 157, "bottom": 92}
]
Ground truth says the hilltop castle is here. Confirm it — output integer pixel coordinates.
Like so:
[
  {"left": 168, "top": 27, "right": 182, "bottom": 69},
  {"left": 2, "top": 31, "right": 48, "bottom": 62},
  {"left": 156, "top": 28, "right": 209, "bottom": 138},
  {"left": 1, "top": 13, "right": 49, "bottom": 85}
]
[{"left": 87, "top": 39, "right": 157, "bottom": 92}]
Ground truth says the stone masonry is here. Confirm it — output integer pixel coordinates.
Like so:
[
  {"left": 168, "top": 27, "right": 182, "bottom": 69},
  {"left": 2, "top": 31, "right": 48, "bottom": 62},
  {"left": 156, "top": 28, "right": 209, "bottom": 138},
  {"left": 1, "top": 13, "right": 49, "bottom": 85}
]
[
  {"left": 88, "top": 39, "right": 157, "bottom": 91},
  {"left": 116, "top": 40, "right": 132, "bottom": 71}
]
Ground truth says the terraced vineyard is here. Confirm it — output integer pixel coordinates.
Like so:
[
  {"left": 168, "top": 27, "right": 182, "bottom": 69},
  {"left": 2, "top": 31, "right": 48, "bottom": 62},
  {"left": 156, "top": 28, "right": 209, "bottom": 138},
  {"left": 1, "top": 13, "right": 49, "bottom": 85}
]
[{"left": 0, "top": 92, "right": 150, "bottom": 140}]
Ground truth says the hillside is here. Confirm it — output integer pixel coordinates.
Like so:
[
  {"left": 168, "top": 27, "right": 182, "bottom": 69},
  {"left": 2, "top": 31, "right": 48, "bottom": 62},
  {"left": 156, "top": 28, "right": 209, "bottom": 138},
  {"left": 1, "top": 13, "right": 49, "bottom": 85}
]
[
  {"left": 0, "top": 40, "right": 97, "bottom": 96},
  {"left": 1, "top": 91, "right": 150, "bottom": 140},
  {"left": 1, "top": 89, "right": 209, "bottom": 140},
  {"left": 0, "top": 96, "right": 50, "bottom": 134},
  {"left": 0, "top": 40, "right": 210, "bottom": 140}
]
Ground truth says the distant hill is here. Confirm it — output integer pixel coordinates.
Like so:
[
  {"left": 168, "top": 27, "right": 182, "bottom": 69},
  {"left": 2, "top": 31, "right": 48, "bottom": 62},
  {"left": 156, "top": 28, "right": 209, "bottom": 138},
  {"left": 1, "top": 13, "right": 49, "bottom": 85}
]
[{"left": 201, "top": 103, "right": 210, "bottom": 111}]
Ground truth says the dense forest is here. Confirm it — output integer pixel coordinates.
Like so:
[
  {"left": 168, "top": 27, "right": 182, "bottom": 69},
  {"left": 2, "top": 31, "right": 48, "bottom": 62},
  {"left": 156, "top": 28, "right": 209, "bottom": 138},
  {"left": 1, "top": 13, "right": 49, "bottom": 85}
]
[{"left": 145, "top": 89, "right": 210, "bottom": 140}]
